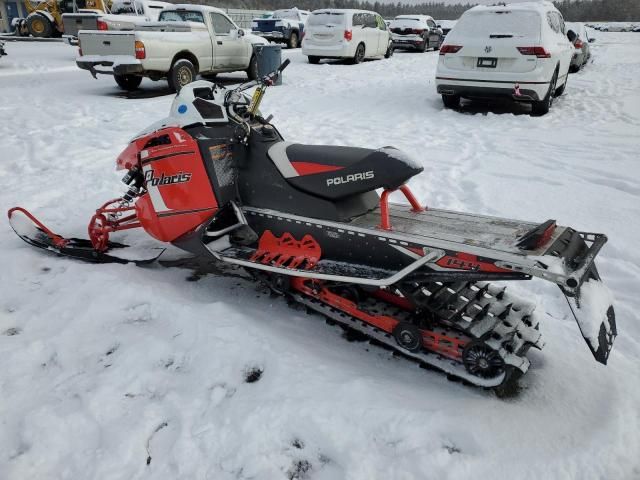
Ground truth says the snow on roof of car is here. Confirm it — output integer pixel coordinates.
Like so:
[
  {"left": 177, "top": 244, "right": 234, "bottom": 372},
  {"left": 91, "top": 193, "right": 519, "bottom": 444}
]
[
  {"left": 467, "top": 1, "right": 558, "bottom": 15},
  {"left": 395, "top": 14, "right": 434, "bottom": 21},
  {"left": 164, "top": 4, "right": 226, "bottom": 15},
  {"left": 311, "top": 9, "right": 380, "bottom": 15}
]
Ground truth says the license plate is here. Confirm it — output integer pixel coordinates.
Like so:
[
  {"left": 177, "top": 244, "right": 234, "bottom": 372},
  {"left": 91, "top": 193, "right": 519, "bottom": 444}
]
[{"left": 477, "top": 57, "right": 497, "bottom": 68}]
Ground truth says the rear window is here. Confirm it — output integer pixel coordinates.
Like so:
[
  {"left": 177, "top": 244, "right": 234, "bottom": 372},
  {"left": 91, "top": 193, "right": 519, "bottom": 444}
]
[
  {"left": 389, "top": 19, "right": 422, "bottom": 28},
  {"left": 159, "top": 10, "right": 204, "bottom": 23},
  {"left": 452, "top": 10, "right": 541, "bottom": 40},
  {"left": 272, "top": 10, "right": 299, "bottom": 20},
  {"left": 308, "top": 12, "right": 345, "bottom": 26}
]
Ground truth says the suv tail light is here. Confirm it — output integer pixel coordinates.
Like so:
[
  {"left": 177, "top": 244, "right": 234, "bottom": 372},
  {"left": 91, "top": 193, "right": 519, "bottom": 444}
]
[
  {"left": 574, "top": 39, "right": 584, "bottom": 48},
  {"left": 517, "top": 46, "right": 551, "bottom": 58},
  {"left": 439, "top": 44, "right": 462, "bottom": 55},
  {"left": 135, "top": 40, "right": 145, "bottom": 59},
  {"left": 412, "top": 29, "right": 424, "bottom": 35},
  {"left": 344, "top": 30, "right": 352, "bottom": 41},
  {"left": 96, "top": 19, "right": 108, "bottom": 31}
]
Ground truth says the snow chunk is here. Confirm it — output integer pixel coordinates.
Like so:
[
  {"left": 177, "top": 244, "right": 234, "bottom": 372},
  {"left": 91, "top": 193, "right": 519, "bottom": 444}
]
[
  {"left": 377, "top": 147, "right": 421, "bottom": 170},
  {"left": 577, "top": 279, "right": 615, "bottom": 350}
]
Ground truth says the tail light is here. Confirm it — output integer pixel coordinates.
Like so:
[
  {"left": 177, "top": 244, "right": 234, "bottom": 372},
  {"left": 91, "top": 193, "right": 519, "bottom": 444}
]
[
  {"left": 439, "top": 44, "right": 462, "bottom": 55},
  {"left": 135, "top": 40, "right": 145, "bottom": 59},
  {"left": 517, "top": 46, "right": 551, "bottom": 58},
  {"left": 96, "top": 19, "right": 108, "bottom": 31},
  {"left": 344, "top": 30, "right": 352, "bottom": 41},
  {"left": 412, "top": 29, "right": 424, "bottom": 35},
  {"left": 574, "top": 39, "right": 584, "bottom": 48}
]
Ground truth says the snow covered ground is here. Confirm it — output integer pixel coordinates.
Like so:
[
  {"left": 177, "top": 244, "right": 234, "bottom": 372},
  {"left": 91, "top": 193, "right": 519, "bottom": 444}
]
[{"left": 1, "top": 33, "right": 639, "bottom": 480}]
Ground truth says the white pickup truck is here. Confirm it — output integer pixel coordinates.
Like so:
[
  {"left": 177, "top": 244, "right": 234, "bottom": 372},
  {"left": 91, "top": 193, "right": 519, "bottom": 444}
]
[
  {"left": 76, "top": 5, "right": 267, "bottom": 92},
  {"left": 63, "top": 0, "right": 172, "bottom": 45}
]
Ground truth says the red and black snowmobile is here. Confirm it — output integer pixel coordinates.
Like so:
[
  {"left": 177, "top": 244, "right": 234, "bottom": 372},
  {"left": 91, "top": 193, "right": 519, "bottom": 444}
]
[{"left": 8, "top": 60, "right": 616, "bottom": 392}]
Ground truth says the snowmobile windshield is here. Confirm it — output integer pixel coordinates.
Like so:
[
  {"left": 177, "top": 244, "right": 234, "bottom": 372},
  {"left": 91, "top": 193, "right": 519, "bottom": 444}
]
[
  {"left": 308, "top": 12, "right": 345, "bottom": 27},
  {"left": 158, "top": 10, "right": 205, "bottom": 23},
  {"left": 451, "top": 10, "right": 541, "bottom": 41}
]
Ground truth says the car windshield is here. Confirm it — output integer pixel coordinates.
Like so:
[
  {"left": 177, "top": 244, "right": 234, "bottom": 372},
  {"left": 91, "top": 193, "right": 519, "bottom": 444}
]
[
  {"left": 158, "top": 10, "right": 204, "bottom": 23},
  {"left": 452, "top": 10, "right": 541, "bottom": 40},
  {"left": 308, "top": 12, "right": 345, "bottom": 26},
  {"left": 272, "top": 10, "right": 299, "bottom": 20}
]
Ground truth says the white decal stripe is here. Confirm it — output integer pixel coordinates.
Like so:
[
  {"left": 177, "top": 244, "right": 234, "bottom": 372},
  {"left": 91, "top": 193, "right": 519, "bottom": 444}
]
[
  {"left": 142, "top": 165, "right": 169, "bottom": 212},
  {"left": 267, "top": 141, "right": 299, "bottom": 178}
]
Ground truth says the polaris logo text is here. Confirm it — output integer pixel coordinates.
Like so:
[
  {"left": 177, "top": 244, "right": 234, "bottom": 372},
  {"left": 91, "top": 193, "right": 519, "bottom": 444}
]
[
  {"left": 144, "top": 170, "right": 192, "bottom": 187},
  {"left": 327, "top": 171, "right": 374, "bottom": 186}
]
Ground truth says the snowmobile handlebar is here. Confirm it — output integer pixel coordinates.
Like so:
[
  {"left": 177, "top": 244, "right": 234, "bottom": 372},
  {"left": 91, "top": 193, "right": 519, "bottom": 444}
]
[{"left": 225, "top": 59, "right": 291, "bottom": 105}]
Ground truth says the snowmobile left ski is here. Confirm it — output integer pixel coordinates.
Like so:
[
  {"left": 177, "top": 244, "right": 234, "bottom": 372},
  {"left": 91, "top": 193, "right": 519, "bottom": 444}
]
[{"left": 8, "top": 59, "right": 616, "bottom": 392}]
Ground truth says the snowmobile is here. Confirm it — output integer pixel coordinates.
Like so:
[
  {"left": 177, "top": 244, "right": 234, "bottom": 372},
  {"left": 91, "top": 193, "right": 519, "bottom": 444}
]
[{"left": 8, "top": 59, "right": 616, "bottom": 392}]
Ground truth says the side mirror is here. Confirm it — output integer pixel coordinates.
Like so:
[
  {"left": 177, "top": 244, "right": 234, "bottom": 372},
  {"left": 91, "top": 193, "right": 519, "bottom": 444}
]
[
  {"left": 237, "top": 29, "right": 245, "bottom": 38},
  {"left": 589, "top": 38, "right": 595, "bottom": 43}
]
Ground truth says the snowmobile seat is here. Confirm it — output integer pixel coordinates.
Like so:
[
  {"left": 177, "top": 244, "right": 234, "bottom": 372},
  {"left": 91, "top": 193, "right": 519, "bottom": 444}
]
[{"left": 267, "top": 142, "right": 424, "bottom": 201}]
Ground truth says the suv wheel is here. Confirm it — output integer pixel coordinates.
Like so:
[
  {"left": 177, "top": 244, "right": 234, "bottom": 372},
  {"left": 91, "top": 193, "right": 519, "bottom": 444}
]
[
  {"left": 419, "top": 37, "right": 428, "bottom": 52},
  {"left": 531, "top": 68, "right": 558, "bottom": 116},
  {"left": 168, "top": 59, "right": 196, "bottom": 93},
  {"left": 555, "top": 74, "right": 567, "bottom": 96},
  {"left": 308, "top": 55, "right": 321, "bottom": 64}
]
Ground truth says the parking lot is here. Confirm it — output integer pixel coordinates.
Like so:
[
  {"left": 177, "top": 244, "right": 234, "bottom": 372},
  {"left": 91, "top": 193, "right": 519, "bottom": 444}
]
[{"left": 1, "top": 33, "right": 639, "bottom": 479}]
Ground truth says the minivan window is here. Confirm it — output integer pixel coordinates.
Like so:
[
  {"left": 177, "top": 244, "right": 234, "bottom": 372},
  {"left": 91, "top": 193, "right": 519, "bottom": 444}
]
[
  {"left": 365, "top": 13, "right": 377, "bottom": 28},
  {"left": 452, "top": 10, "right": 541, "bottom": 40},
  {"left": 159, "top": 10, "right": 205, "bottom": 23},
  {"left": 308, "top": 12, "right": 345, "bottom": 26},
  {"left": 352, "top": 13, "right": 365, "bottom": 27}
]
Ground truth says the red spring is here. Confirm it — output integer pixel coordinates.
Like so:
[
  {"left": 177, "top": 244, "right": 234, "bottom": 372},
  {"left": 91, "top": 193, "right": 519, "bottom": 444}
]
[{"left": 87, "top": 198, "right": 142, "bottom": 252}]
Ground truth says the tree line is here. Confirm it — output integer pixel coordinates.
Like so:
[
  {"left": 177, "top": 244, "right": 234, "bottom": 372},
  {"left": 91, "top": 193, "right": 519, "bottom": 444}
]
[{"left": 175, "top": 0, "right": 640, "bottom": 21}]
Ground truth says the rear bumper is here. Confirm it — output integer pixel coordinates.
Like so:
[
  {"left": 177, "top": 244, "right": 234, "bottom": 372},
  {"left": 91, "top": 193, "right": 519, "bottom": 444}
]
[
  {"left": 252, "top": 30, "right": 287, "bottom": 40},
  {"left": 437, "top": 83, "right": 542, "bottom": 101},
  {"left": 302, "top": 42, "right": 355, "bottom": 58},
  {"left": 77, "top": 56, "right": 144, "bottom": 77},
  {"left": 392, "top": 38, "right": 425, "bottom": 49},
  {"left": 63, "top": 34, "right": 78, "bottom": 46}
]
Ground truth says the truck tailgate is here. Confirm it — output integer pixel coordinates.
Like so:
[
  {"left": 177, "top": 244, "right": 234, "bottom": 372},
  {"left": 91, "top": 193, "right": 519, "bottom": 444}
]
[
  {"left": 62, "top": 13, "right": 98, "bottom": 38},
  {"left": 78, "top": 31, "right": 135, "bottom": 56}
]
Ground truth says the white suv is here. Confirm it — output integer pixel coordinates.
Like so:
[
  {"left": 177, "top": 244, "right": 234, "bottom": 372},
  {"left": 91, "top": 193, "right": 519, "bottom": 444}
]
[
  {"left": 302, "top": 9, "right": 393, "bottom": 64},
  {"left": 435, "top": 1, "right": 573, "bottom": 115}
]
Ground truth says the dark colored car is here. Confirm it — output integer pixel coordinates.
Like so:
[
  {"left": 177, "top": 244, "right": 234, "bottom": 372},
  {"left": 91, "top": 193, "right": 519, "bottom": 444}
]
[{"left": 389, "top": 15, "right": 443, "bottom": 52}]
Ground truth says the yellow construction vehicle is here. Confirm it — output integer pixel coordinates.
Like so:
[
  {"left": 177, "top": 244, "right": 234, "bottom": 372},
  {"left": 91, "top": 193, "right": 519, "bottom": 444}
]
[{"left": 15, "top": 0, "right": 110, "bottom": 38}]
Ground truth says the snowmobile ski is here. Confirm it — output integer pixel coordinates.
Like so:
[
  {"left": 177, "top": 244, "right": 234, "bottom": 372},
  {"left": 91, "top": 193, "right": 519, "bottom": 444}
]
[{"left": 8, "top": 208, "right": 164, "bottom": 264}]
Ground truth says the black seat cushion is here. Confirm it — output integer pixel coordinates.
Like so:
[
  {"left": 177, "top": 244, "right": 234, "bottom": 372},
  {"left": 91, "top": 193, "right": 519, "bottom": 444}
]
[{"left": 267, "top": 142, "right": 423, "bottom": 201}]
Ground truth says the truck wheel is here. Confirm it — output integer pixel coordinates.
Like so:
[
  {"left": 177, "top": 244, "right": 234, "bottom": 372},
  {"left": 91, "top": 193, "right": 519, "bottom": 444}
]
[
  {"left": 168, "top": 59, "right": 196, "bottom": 93},
  {"left": 308, "top": 56, "right": 321, "bottom": 64},
  {"left": 114, "top": 74, "right": 142, "bottom": 91},
  {"left": 246, "top": 55, "right": 258, "bottom": 80},
  {"left": 288, "top": 31, "right": 299, "bottom": 49},
  {"left": 27, "top": 14, "right": 52, "bottom": 38}
]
